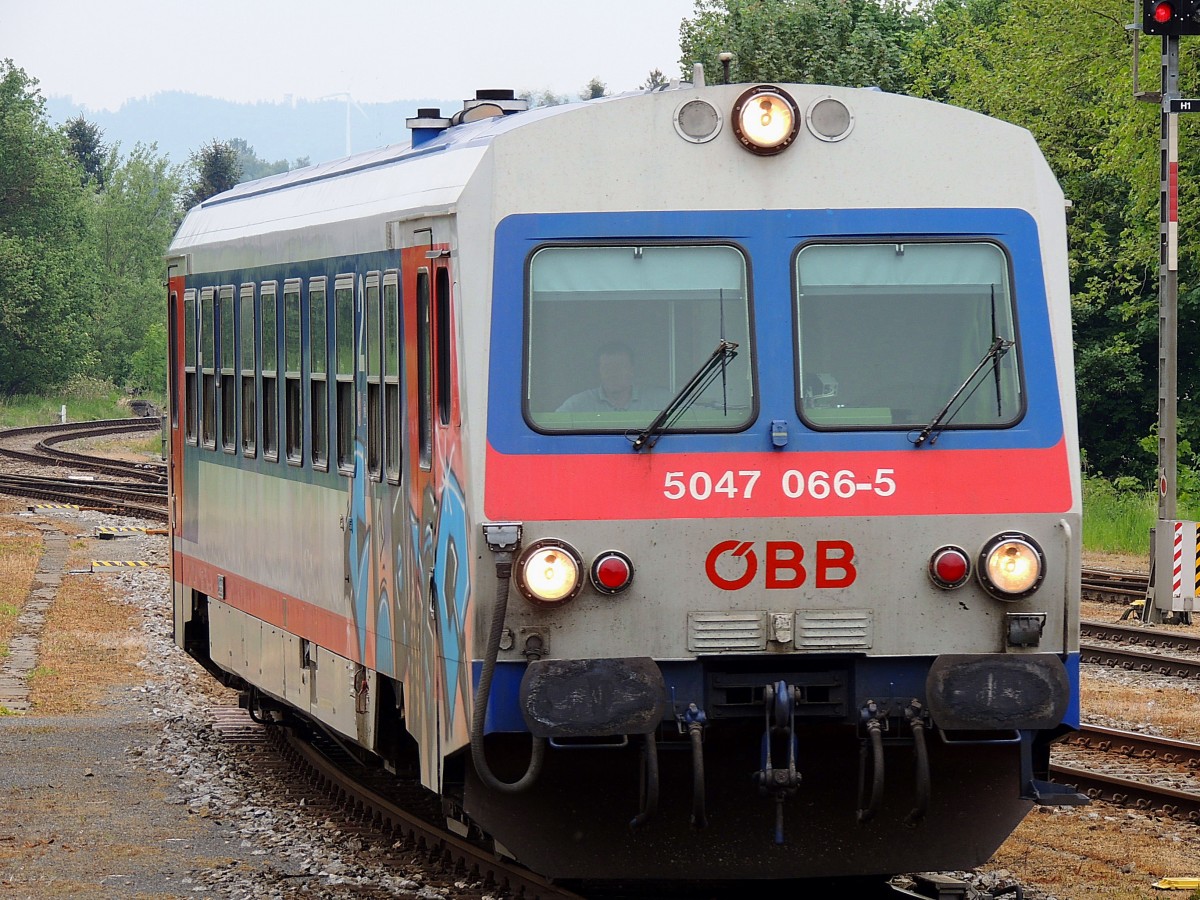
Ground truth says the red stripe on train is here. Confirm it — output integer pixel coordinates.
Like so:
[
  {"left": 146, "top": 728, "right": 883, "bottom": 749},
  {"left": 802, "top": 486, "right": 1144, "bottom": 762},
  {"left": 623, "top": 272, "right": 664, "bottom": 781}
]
[{"left": 484, "top": 438, "right": 1073, "bottom": 521}]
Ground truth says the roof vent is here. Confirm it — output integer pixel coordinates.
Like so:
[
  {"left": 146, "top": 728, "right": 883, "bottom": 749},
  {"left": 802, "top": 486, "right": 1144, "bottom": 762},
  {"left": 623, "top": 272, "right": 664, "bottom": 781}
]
[
  {"left": 406, "top": 107, "right": 451, "bottom": 147},
  {"left": 451, "top": 89, "right": 529, "bottom": 125}
]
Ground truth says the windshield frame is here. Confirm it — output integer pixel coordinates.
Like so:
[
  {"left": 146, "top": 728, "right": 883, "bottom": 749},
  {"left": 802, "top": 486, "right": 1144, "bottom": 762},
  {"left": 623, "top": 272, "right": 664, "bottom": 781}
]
[
  {"left": 791, "top": 237, "right": 1028, "bottom": 434},
  {"left": 521, "top": 239, "right": 760, "bottom": 437}
]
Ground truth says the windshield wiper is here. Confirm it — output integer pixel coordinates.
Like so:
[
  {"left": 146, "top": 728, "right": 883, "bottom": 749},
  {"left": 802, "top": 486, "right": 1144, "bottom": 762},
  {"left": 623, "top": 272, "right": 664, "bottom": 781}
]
[
  {"left": 630, "top": 340, "right": 739, "bottom": 452},
  {"left": 912, "top": 335, "right": 1014, "bottom": 448}
]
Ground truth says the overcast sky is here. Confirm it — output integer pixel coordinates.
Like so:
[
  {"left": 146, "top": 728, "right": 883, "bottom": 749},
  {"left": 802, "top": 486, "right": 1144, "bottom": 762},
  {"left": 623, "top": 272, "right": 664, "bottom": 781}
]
[{"left": 4, "top": 1, "right": 698, "bottom": 110}]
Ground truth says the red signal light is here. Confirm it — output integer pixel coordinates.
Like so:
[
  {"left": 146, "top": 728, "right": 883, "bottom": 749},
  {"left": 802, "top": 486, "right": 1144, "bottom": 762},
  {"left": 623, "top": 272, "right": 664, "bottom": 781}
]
[
  {"left": 590, "top": 551, "right": 634, "bottom": 594},
  {"left": 929, "top": 546, "right": 971, "bottom": 590},
  {"left": 1154, "top": 1, "right": 1174, "bottom": 22}
]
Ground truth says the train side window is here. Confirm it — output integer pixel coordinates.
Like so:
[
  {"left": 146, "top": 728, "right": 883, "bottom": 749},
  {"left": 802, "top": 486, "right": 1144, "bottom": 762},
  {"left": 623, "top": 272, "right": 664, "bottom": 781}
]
[
  {"left": 284, "top": 281, "right": 303, "bottom": 465},
  {"left": 261, "top": 283, "right": 279, "bottom": 461},
  {"left": 184, "top": 289, "right": 197, "bottom": 445},
  {"left": 365, "top": 272, "right": 382, "bottom": 481},
  {"left": 417, "top": 269, "right": 432, "bottom": 470},
  {"left": 794, "top": 241, "right": 1023, "bottom": 431},
  {"left": 435, "top": 267, "right": 452, "bottom": 426},
  {"left": 334, "top": 275, "right": 356, "bottom": 475},
  {"left": 525, "top": 245, "right": 755, "bottom": 435},
  {"left": 199, "top": 287, "right": 217, "bottom": 449},
  {"left": 239, "top": 284, "right": 257, "bottom": 457},
  {"left": 219, "top": 286, "right": 236, "bottom": 453},
  {"left": 309, "top": 279, "right": 329, "bottom": 471},
  {"left": 383, "top": 271, "right": 401, "bottom": 483}
]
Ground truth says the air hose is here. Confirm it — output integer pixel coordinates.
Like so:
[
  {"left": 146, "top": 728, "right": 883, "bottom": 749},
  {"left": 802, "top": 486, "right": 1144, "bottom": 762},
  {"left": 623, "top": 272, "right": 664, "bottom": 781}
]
[
  {"left": 905, "top": 715, "right": 931, "bottom": 824},
  {"left": 469, "top": 553, "right": 545, "bottom": 793},
  {"left": 857, "top": 717, "right": 885, "bottom": 823}
]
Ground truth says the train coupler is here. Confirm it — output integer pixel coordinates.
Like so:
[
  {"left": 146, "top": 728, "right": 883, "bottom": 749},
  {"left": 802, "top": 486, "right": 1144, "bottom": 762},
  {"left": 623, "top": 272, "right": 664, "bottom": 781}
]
[{"left": 753, "top": 680, "right": 801, "bottom": 844}]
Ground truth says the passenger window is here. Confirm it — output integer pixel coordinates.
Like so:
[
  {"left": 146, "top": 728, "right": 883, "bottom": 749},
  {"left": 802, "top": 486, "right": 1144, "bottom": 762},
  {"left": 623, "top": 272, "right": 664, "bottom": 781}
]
[
  {"left": 309, "top": 281, "right": 329, "bottom": 470},
  {"left": 794, "top": 242, "right": 1022, "bottom": 430},
  {"left": 200, "top": 288, "right": 216, "bottom": 449},
  {"left": 284, "top": 282, "right": 303, "bottom": 464},
  {"left": 525, "top": 245, "right": 754, "bottom": 434},
  {"left": 365, "top": 273, "right": 382, "bottom": 481},
  {"left": 417, "top": 269, "right": 432, "bottom": 469},
  {"left": 219, "top": 286, "right": 236, "bottom": 453},
  {"left": 334, "top": 276, "right": 356, "bottom": 474},
  {"left": 239, "top": 285, "right": 256, "bottom": 457},
  {"left": 383, "top": 272, "right": 401, "bottom": 483},
  {"left": 435, "top": 267, "right": 452, "bottom": 426},
  {"left": 261, "top": 284, "right": 279, "bottom": 460},
  {"left": 184, "top": 290, "right": 197, "bottom": 445}
]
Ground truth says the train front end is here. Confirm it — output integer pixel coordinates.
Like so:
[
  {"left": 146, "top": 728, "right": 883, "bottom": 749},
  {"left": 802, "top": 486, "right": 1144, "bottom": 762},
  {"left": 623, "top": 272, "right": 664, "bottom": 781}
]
[{"left": 461, "top": 83, "right": 1081, "bottom": 880}]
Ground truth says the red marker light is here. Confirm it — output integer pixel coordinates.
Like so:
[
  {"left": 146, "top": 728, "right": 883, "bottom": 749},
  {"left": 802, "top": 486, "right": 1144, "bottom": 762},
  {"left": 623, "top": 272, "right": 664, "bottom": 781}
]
[
  {"left": 1155, "top": 1, "right": 1173, "bottom": 22},
  {"left": 929, "top": 546, "right": 971, "bottom": 590},
  {"left": 591, "top": 552, "right": 634, "bottom": 594}
]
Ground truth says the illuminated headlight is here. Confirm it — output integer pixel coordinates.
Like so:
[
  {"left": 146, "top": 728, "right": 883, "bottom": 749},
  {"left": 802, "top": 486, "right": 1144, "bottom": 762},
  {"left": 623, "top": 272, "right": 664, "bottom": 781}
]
[
  {"left": 977, "top": 533, "right": 1045, "bottom": 601},
  {"left": 516, "top": 540, "right": 583, "bottom": 606},
  {"left": 732, "top": 85, "right": 801, "bottom": 155}
]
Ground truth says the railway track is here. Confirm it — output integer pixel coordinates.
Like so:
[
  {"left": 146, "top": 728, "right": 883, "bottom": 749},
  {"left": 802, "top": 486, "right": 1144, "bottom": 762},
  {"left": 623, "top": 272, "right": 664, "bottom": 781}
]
[
  {"left": 1082, "top": 567, "right": 1150, "bottom": 604},
  {"left": 208, "top": 707, "right": 584, "bottom": 900},
  {"left": 0, "top": 418, "right": 168, "bottom": 520},
  {"left": 1053, "top": 724, "right": 1200, "bottom": 820}
]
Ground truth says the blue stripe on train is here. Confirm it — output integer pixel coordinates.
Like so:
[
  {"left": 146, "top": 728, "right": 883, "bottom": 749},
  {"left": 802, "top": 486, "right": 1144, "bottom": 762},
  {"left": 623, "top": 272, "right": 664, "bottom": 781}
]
[{"left": 487, "top": 208, "right": 1063, "bottom": 456}]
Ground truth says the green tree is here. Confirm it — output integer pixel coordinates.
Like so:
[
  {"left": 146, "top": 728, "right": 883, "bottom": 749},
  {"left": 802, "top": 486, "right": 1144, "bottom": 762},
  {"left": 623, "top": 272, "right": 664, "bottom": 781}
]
[
  {"left": 182, "top": 138, "right": 241, "bottom": 208},
  {"left": 229, "top": 137, "right": 290, "bottom": 183},
  {"left": 519, "top": 88, "right": 570, "bottom": 107},
  {"left": 581, "top": 77, "right": 608, "bottom": 99},
  {"left": 64, "top": 114, "right": 105, "bottom": 188},
  {"left": 642, "top": 69, "right": 669, "bottom": 90},
  {"left": 904, "top": 0, "right": 1167, "bottom": 479},
  {"left": 0, "top": 60, "right": 95, "bottom": 394},
  {"left": 678, "top": 0, "right": 920, "bottom": 93},
  {"left": 128, "top": 321, "right": 168, "bottom": 394},
  {"left": 89, "top": 142, "right": 182, "bottom": 387}
]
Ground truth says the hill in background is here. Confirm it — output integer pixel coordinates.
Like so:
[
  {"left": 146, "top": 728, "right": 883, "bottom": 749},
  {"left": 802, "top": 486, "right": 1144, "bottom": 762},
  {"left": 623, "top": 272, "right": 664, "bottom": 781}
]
[{"left": 45, "top": 91, "right": 460, "bottom": 169}]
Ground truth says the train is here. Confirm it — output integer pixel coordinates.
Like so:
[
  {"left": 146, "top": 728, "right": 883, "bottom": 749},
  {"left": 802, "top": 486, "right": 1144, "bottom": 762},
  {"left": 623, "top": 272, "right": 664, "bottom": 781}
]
[{"left": 166, "top": 73, "right": 1084, "bottom": 884}]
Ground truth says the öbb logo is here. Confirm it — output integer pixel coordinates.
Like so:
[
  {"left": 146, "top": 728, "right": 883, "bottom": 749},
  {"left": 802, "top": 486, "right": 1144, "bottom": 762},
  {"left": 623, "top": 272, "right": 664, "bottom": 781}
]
[{"left": 705, "top": 540, "right": 857, "bottom": 591}]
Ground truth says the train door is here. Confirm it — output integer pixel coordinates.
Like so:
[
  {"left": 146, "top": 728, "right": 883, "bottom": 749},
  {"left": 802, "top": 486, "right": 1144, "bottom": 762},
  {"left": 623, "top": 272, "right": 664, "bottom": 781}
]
[
  {"left": 166, "top": 255, "right": 187, "bottom": 641},
  {"left": 402, "top": 219, "right": 464, "bottom": 790}
]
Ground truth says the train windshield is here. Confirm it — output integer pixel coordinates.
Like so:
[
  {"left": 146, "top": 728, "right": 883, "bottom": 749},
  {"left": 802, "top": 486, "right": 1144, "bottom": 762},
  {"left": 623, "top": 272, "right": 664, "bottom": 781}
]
[
  {"left": 525, "top": 245, "right": 754, "bottom": 434},
  {"left": 795, "top": 241, "right": 1023, "bottom": 430}
]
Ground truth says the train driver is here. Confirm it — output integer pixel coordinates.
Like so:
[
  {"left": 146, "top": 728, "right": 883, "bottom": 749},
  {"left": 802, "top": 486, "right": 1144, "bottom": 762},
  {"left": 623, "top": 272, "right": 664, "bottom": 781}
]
[{"left": 556, "top": 341, "right": 672, "bottom": 413}]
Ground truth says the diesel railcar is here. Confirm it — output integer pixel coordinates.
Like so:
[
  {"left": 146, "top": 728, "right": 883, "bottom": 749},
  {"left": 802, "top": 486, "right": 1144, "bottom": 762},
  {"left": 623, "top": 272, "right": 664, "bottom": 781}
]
[{"left": 167, "top": 78, "right": 1083, "bottom": 882}]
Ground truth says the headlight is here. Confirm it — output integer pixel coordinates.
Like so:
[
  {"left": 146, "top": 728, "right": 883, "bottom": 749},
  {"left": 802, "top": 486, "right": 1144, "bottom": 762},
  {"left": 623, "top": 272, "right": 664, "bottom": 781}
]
[
  {"left": 977, "top": 533, "right": 1045, "bottom": 600},
  {"left": 732, "top": 85, "right": 800, "bottom": 155},
  {"left": 515, "top": 540, "right": 583, "bottom": 606}
]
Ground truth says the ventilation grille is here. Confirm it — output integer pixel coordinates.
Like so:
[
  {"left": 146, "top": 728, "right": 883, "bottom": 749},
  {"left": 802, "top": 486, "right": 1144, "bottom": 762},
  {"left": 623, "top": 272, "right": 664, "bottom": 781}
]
[
  {"left": 687, "top": 611, "right": 766, "bottom": 653},
  {"left": 795, "top": 609, "right": 873, "bottom": 650}
]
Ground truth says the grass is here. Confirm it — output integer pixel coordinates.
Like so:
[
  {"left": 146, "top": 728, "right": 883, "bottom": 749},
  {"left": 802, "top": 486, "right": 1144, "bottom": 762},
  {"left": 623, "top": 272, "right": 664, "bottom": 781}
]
[
  {"left": 28, "top": 555, "right": 143, "bottom": 715},
  {"left": 0, "top": 518, "right": 42, "bottom": 659},
  {"left": 0, "top": 376, "right": 164, "bottom": 428},
  {"left": 1080, "top": 477, "right": 1200, "bottom": 557}
]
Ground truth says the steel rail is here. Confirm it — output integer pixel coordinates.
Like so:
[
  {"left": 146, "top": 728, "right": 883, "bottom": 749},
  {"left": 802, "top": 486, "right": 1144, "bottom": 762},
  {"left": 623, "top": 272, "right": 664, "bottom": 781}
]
[
  {"left": 0, "top": 418, "right": 165, "bottom": 483},
  {"left": 275, "top": 724, "right": 586, "bottom": 900},
  {"left": 1081, "top": 619, "right": 1200, "bottom": 653},
  {"left": 1080, "top": 643, "right": 1200, "bottom": 679},
  {"left": 1068, "top": 723, "right": 1200, "bottom": 769},
  {"left": 1082, "top": 567, "right": 1150, "bottom": 604},
  {"left": 1048, "top": 762, "right": 1200, "bottom": 821},
  {"left": 0, "top": 474, "right": 167, "bottom": 521}
]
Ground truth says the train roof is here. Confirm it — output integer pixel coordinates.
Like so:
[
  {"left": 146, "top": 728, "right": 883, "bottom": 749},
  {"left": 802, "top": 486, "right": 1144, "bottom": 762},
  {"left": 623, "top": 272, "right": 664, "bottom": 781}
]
[{"left": 169, "top": 84, "right": 1057, "bottom": 270}]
